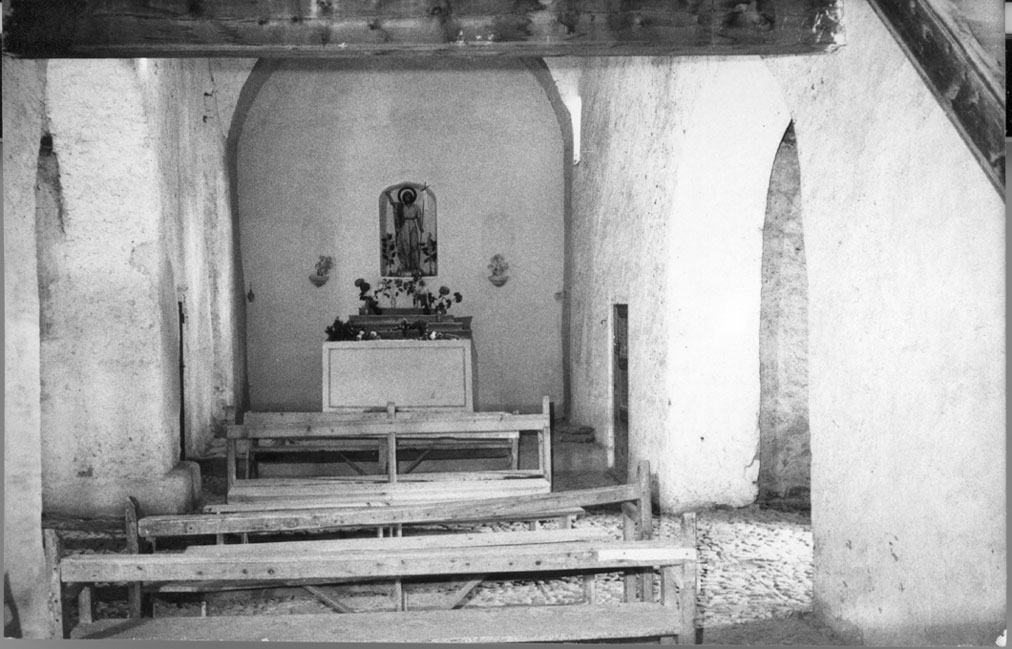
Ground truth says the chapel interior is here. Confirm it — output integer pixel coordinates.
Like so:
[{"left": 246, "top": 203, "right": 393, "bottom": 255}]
[{"left": 3, "top": 0, "right": 1006, "bottom": 644}]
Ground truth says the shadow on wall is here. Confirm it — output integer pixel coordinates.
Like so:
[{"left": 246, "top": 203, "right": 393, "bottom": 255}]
[{"left": 4, "top": 573, "right": 22, "bottom": 639}]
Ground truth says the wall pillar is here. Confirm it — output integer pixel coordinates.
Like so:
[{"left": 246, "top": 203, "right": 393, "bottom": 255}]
[
  {"left": 39, "top": 59, "right": 199, "bottom": 517},
  {"left": 3, "top": 57, "right": 50, "bottom": 639},
  {"left": 659, "top": 60, "right": 791, "bottom": 511}
]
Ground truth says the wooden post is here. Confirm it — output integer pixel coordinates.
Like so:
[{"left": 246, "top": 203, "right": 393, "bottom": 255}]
[
  {"left": 226, "top": 438, "right": 236, "bottom": 493},
  {"left": 386, "top": 432, "right": 397, "bottom": 483},
  {"left": 681, "top": 512, "right": 700, "bottom": 644},
  {"left": 637, "top": 460, "right": 654, "bottom": 601},
  {"left": 125, "top": 496, "right": 144, "bottom": 618},
  {"left": 42, "top": 528, "right": 64, "bottom": 639},
  {"left": 540, "top": 396, "right": 552, "bottom": 483},
  {"left": 243, "top": 440, "right": 252, "bottom": 480},
  {"left": 622, "top": 504, "right": 637, "bottom": 602},
  {"left": 677, "top": 560, "right": 698, "bottom": 644},
  {"left": 659, "top": 565, "right": 678, "bottom": 645}
]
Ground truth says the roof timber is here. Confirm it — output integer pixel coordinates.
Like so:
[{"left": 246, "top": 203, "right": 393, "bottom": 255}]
[{"left": 2, "top": 0, "right": 844, "bottom": 58}]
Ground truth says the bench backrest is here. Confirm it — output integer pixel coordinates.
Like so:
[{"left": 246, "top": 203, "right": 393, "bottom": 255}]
[
  {"left": 228, "top": 413, "right": 549, "bottom": 440},
  {"left": 236, "top": 396, "right": 550, "bottom": 437}
]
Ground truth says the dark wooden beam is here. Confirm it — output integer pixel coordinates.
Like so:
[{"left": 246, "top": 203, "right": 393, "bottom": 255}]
[
  {"left": 867, "top": 0, "right": 1004, "bottom": 197},
  {"left": 2, "top": 0, "right": 844, "bottom": 59}
]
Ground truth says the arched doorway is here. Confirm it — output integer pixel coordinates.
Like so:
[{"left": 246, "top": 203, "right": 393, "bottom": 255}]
[{"left": 758, "top": 123, "right": 811, "bottom": 506}]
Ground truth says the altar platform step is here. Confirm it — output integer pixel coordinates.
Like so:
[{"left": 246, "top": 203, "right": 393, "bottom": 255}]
[{"left": 552, "top": 424, "right": 610, "bottom": 474}]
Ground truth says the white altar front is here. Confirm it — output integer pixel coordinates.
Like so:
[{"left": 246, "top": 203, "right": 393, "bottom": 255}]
[{"left": 322, "top": 338, "right": 477, "bottom": 412}]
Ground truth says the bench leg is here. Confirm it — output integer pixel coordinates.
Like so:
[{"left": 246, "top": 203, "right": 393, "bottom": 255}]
[
  {"left": 622, "top": 508, "right": 638, "bottom": 602},
  {"left": 42, "top": 529, "right": 65, "bottom": 639},
  {"left": 392, "top": 579, "right": 406, "bottom": 611},
  {"left": 77, "top": 585, "right": 93, "bottom": 626},
  {"left": 582, "top": 574, "right": 597, "bottom": 604},
  {"left": 125, "top": 497, "right": 145, "bottom": 618}
]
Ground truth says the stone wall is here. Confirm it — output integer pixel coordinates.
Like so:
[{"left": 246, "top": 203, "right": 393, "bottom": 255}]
[{"left": 758, "top": 127, "right": 811, "bottom": 503}]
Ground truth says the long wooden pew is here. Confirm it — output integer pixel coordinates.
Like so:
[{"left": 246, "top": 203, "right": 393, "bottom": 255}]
[
  {"left": 126, "top": 463, "right": 659, "bottom": 618},
  {"left": 51, "top": 527, "right": 698, "bottom": 643}
]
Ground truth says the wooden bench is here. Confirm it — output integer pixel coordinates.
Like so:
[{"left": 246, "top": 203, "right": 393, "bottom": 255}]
[
  {"left": 113, "top": 463, "right": 661, "bottom": 614},
  {"left": 50, "top": 523, "right": 699, "bottom": 643},
  {"left": 225, "top": 397, "right": 553, "bottom": 507},
  {"left": 240, "top": 410, "right": 522, "bottom": 478}
]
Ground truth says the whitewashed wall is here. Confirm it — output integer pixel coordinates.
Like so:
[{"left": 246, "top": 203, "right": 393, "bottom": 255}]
[
  {"left": 237, "top": 59, "right": 565, "bottom": 414},
  {"left": 568, "top": 0, "right": 1005, "bottom": 643}
]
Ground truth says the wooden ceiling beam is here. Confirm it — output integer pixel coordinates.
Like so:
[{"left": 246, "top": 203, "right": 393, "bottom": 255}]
[{"left": 2, "top": 0, "right": 844, "bottom": 59}]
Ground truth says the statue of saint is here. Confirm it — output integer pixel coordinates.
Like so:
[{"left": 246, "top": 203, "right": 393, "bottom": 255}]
[{"left": 384, "top": 185, "right": 426, "bottom": 274}]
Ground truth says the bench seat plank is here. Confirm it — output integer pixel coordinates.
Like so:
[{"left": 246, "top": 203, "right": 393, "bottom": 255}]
[
  {"left": 183, "top": 529, "right": 610, "bottom": 557},
  {"left": 60, "top": 540, "right": 695, "bottom": 583},
  {"left": 71, "top": 603, "right": 681, "bottom": 642}
]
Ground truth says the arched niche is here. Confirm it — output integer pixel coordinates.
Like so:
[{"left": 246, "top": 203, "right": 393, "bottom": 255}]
[{"left": 230, "top": 58, "right": 570, "bottom": 413}]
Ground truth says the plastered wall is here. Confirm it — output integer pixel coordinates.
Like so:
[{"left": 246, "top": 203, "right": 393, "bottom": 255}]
[
  {"left": 15, "top": 58, "right": 253, "bottom": 518},
  {"left": 569, "top": 57, "right": 791, "bottom": 509},
  {"left": 136, "top": 58, "right": 254, "bottom": 457},
  {"left": 569, "top": 0, "right": 1004, "bottom": 643},
  {"left": 237, "top": 59, "right": 565, "bottom": 413},
  {"left": 37, "top": 59, "right": 192, "bottom": 516},
  {"left": 763, "top": 0, "right": 1005, "bottom": 643},
  {"left": 3, "top": 57, "right": 51, "bottom": 640}
]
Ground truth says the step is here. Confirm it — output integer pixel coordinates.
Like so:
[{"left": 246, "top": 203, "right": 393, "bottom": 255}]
[{"left": 552, "top": 439, "right": 610, "bottom": 473}]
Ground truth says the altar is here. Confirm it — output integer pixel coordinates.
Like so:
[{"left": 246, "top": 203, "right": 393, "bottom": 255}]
[{"left": 322, "top": 337, "right": 476, "bottom": 412}]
